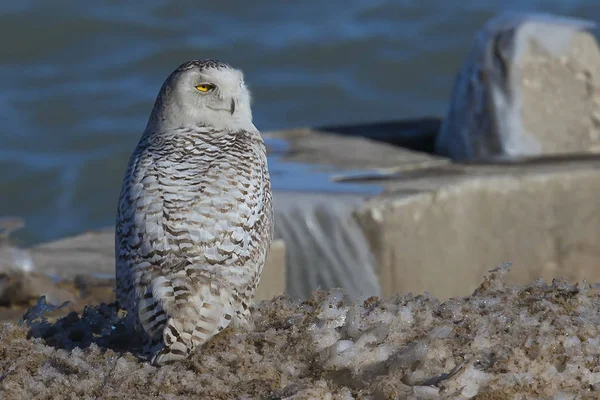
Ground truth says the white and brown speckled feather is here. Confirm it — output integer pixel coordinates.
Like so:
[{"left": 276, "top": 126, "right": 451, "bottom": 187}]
[{"left": 115, "top": 60, "right": 273, "bottom": 365}]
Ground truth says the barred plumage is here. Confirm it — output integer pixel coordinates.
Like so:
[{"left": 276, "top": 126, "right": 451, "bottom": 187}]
[{"left": 115, "top": 59, "right": 273, "bottom": 365}]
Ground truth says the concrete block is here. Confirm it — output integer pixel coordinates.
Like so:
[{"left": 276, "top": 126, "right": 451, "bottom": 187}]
[
  {"left": 355, "top": 156, "right": 600, "bottom": 299},
  {"left": 437, "top": 13, "right": 600, "bottom": 160}
]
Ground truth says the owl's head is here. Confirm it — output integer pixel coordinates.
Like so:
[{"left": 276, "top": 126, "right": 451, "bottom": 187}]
[{"left": 146, "top": 59, "right": 255, "bottom": 133}]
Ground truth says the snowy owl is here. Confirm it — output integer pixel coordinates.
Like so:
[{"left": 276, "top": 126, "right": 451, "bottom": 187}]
[{"left": 115, "top": 59, "right": 274, "bottom": 366}]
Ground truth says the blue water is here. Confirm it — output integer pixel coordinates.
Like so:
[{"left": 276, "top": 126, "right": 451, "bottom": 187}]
[{"left": 1, "top": 1, "right": 599, "bottom": 245}]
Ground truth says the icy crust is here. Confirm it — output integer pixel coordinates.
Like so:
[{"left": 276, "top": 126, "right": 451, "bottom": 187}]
[{"left": 2, "top": 265, "right": 600, "bottom": 399}]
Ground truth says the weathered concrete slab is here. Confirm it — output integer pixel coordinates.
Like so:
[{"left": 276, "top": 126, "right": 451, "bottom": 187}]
[
  {"left": 265, "top": 128, "right": 448, "bottom": 173},
  {"left": 355, "top": 155, "right": 600, "bottom": 300},
  {"left": 436, "top": 12, "right": 600, "bottom": 160},
  {"left": 27, "top": 233, "right": 286, "bottom": 302},
  {"left": 264, "top": 128, "right": 448, "bottom": 300},
  {"left": 256, "top": 239, "right": 286, "bottom": 300},
  {"left": 30, "top": 229, "right": 115, "bottom": 278}
]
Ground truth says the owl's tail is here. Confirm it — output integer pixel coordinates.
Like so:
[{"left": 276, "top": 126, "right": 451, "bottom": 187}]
[{"left": 145, "top": 268, "right": 236, "bottom": 366}]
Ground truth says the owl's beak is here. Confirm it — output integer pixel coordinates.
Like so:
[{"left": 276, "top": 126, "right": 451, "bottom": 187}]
[{"left": 230, "top": 98, "right": 236, "bottom": 115}]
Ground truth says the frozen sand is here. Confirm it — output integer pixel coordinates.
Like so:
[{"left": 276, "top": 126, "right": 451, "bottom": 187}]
[{"left": 2, "top": 264, "right": 600, "bottom": 399}]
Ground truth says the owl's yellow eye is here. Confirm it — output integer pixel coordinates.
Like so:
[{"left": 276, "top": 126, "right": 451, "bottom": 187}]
[{"left": 195, "top": 84, "right": 215, "bottom": 92}]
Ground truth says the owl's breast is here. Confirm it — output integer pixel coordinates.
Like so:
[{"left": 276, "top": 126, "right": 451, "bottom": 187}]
[{"left": 127, "top": 140, "right": 267, "bottom": 274}]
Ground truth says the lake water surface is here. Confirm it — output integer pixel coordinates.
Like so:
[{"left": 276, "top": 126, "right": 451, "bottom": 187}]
[{"left": 1, "top": 1, "right": 599, "bottom": 245}]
